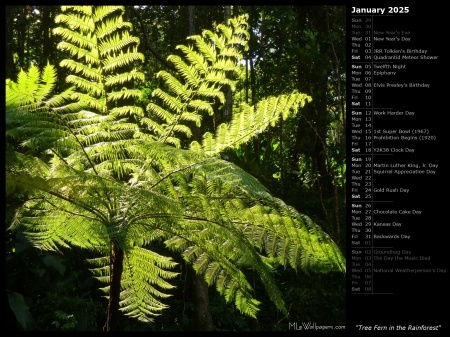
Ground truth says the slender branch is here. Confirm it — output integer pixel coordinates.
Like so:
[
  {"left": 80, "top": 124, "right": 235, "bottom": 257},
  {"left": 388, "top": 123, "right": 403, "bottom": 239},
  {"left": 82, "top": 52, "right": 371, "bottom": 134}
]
[
  {"left": 64, "top": 124, "right": 99, "bottom": 176},
  {"left": 149, "top": 157, "right": 216, "bottom": 189},
  {"left": 49, "top": 107, "right": 99, "bottom": 176},
  {"left": 159, "top": 102, "right": 190, "bottom": 145},
  {"left": 46, "top": 190, "right": 108, "bottom": 223},
  {"left": 45, "top": 199, "right": 100, "bottom": 223},
  {"left": 50, "top": 148, "right": 70, "bottom": 167},
  {"left": 128, "top": 212, "right": 181, "bottom": 224},
  {"left": 277, "top": 303, "right": 292, "bottom": 324},
  {"left": 129, "top": 6, "right": 176, "bottom": 72}
]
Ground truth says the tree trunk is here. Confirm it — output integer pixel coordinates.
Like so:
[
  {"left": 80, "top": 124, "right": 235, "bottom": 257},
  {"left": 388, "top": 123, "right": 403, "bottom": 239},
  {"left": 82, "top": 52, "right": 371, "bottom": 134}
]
[
  {"left": 249, "top": 57, "right": 256, "bottom": 106},
  {"left": 103, "top": 243, "right": 124, "bottom": 331},
  {"left": 224, "top": 5, "right": 231, "bottom": 24},
  {"left": 185, "top": 8, "right": 214, "bottom": 328},
  {"left": 5, "top": 7, "right": 17, "bottom": 80},
  {"left": 192, "top": 268, "right": 213, "bottom": 331},
  {"left": 293, "top": 5, "right": 334, "bottom": 221},
  {"left": 41, "top": 6, "right": 54, "bottom": 69},
  {"left": 187, "top": 6, "right": 195, "bottom": 36},
  {"left": 16, "top": 8, "right": 27, "bottom": 71},
  {"left": 221, "top": 6, "right": 233, "bottom": 122}
]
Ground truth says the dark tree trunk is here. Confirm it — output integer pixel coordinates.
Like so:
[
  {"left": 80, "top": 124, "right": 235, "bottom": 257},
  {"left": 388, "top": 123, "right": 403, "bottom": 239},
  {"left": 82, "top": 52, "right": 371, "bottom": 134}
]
[
  {"left": 103, "top": 243, "right": 124, "bottom": 332},
  {"left": 16, "top": 8, "right": 27, "bottom": 71},
  {"left": 184, "top": 8, "right": 214, "bottom": 328},
  {"left": 192, "top": 268, "right": 213, "bottom": 331},
  {"left": 41, "top": 6, "right": 54, "bottom": 69},
  {"left": 5, "top": 6, "right": 17, "bottom": 80},
  {"left": 224, "top": 5, "right": 231, "bottom": 24},
  {"left": 245, "top": 58, "right": 249, "bottom": 104},
  {"left": 187, "top": 6, "right": 195, "bottom": 36},
  {"left": 293, "top": 5, "right": 334, "bottom": 212},
  {"left": 249, "top": 57, "right": 256, "bottom": 106},
  {"left": 222, "top": 5, "right": 233, "bottom": 122}
]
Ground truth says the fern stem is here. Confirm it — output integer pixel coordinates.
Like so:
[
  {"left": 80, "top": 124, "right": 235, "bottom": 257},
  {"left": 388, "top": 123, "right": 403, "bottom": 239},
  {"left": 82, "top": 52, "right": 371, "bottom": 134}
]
[
  {"left": 149, "top": 157, "right": 215, "bottom": 190},
  {"left": 104, "top": 242, "right": 124, "bottom": 331},
  {"left": 46, "top": 190, "right": 108, "bottom": 223}
]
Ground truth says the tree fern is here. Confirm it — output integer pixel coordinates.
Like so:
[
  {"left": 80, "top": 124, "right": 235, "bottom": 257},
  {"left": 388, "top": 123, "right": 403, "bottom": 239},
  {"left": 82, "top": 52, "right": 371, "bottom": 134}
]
[{"left": 7, "top": 6, "right": 345, "bottom": 329}]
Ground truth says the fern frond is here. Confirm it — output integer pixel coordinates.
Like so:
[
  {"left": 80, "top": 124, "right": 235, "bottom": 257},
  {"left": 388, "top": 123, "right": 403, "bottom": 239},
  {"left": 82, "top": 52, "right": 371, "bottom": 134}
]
[
  {"left": 141, "top": 115, "right": 166, "bottom": 135},
  {"left": 110, "top": 106, "right": 145, "bottom": 118},
  {"left": 90, "top": 246, "right": 179, "bottom": 323},
  {"left": 99, "top": 30, "right": 140, "bottom": 56},
  {"left": 196, "top": 83, "right": 225, "bottom": 103},
  {"left": 6, "top": 63, "right": 56, "bottom": 108},
  {"left": 10, "top": 181, "right": 110, "bottom": 253},
  {"left": 103, "top": 49, "right": 145, "bottom": 72},
  {"left": 105, "top": 69, "right": 145, "bottom": 87},
  {"left": 203, "top": 30, "right": 226, "bottom": 50},
  {"left": 35, "top": 63, "right": 58, "bottom": 101},
  {"left": 216, "top": 24, "right": 233, "bottom": 41},
  {"left": 219, "top": 46, "right": 243, "bottom": 59},
  {"left": 66, "top": 75, "right": 103, "bottom": 96},
  {"left": 93, "top": 6, "right": 124, "bottom": 24},
  {"left": 176, "top": 45, "right": 209, "bottom": 75},
  {"left": 7, "top": 8, "right": 345, "bottom": 327},
  {"left": 156, "top": 71, "right": 192, "bottom": 101},
  {"left": 59, "top": 59, "right": 102, "bottom": 82},
  {"left": 107, "top": 88, "right": 142, "bottom": 102},
  {"left": 6, "top": 64, "right": 75, "bottom": 153},
  {"left": 45, "top": 87, "right": 77, "bottom": 107},
  {"left": 70, "top": 92, "right": 106, "bottom": 112},
  {"left": 180, "top": 110, "right": 203, "bottom": 126},
  {"left": 167, "top": 55, "right": 200, "bottom": 88},
  {"left": 194, "top": 92, "right": 312, "bottom": 156},
  {"left": 96, "top": 17, "right": 133, "bottom": 40},
  {"left": 188, "top": 35, "right": 217, "bottom": 62},
  {"left": 54, "top": 14, "right": 95, "bottom": 34},
  {"left": 213, "top": 58, "right": 241, "bottom": 74},
  {"left": 147, "top": 14, "right": 250, "bottom": 149},
  {"left": 205, "top": 69, "right": 234, "bottom": 88},
  {"left": 151, "top": 88, "right": 184, "bottom": 114},
  {"left": 57, "top": 41, "right": 100, "bottom": 65}
]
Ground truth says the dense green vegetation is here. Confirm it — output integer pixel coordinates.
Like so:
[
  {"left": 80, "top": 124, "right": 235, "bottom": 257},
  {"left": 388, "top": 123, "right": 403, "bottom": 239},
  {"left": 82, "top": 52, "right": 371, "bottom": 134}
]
[{"left": 6, "top": 5, "right": 346, "bottom": 331}]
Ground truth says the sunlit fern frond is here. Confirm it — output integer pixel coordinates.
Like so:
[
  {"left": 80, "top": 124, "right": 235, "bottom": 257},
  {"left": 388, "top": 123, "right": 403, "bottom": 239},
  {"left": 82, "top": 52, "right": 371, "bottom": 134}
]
[
  {"left": 6, "top": 63, "right": 56, "bottom": 111},
  {"left": 105, "top": 69, "right": 145, "bottom": 87},
  {"left": 93, "top": 5, "right": 124, "bottom": 26},
  {"left": 54, "top": 5, "right": 145, "bottom": 121},
  {"left": 145, "top": 150, "right": 346, "bottom": 317},
  {"left": 8, "top": 153, "right": 190, "bottom": 321},
  {"left": 88, "top": 247, "right": 178, "bottom": 323},
  {"left": 191, "top": 91, "right": 312, "bottom": 156},
  {"left": 146, "top": 14, "right": 250, "bottom": 147},
  {"left": 8, "top": 175, "right": 111, "bottom": 253},
  {"left": 6, "top": 64, "right": 76, "bottom": 154},
  {"left": 55, "top": 7, "right": 95, "bottom": 33},
  {"left": 119, "top": 247, "right": 178, "bottom": 322}
]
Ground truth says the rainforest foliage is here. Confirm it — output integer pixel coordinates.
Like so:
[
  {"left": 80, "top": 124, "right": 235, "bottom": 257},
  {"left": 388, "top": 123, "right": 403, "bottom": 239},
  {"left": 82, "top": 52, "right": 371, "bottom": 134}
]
[{"left": 5, "top": 5, "right": 346, "bottom": 331}]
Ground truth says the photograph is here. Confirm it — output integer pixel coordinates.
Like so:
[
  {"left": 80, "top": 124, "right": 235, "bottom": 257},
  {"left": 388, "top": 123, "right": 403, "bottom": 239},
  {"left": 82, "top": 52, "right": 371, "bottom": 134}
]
[{"left": 4, "top": 4, "right": 447, "bottom": 334}]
